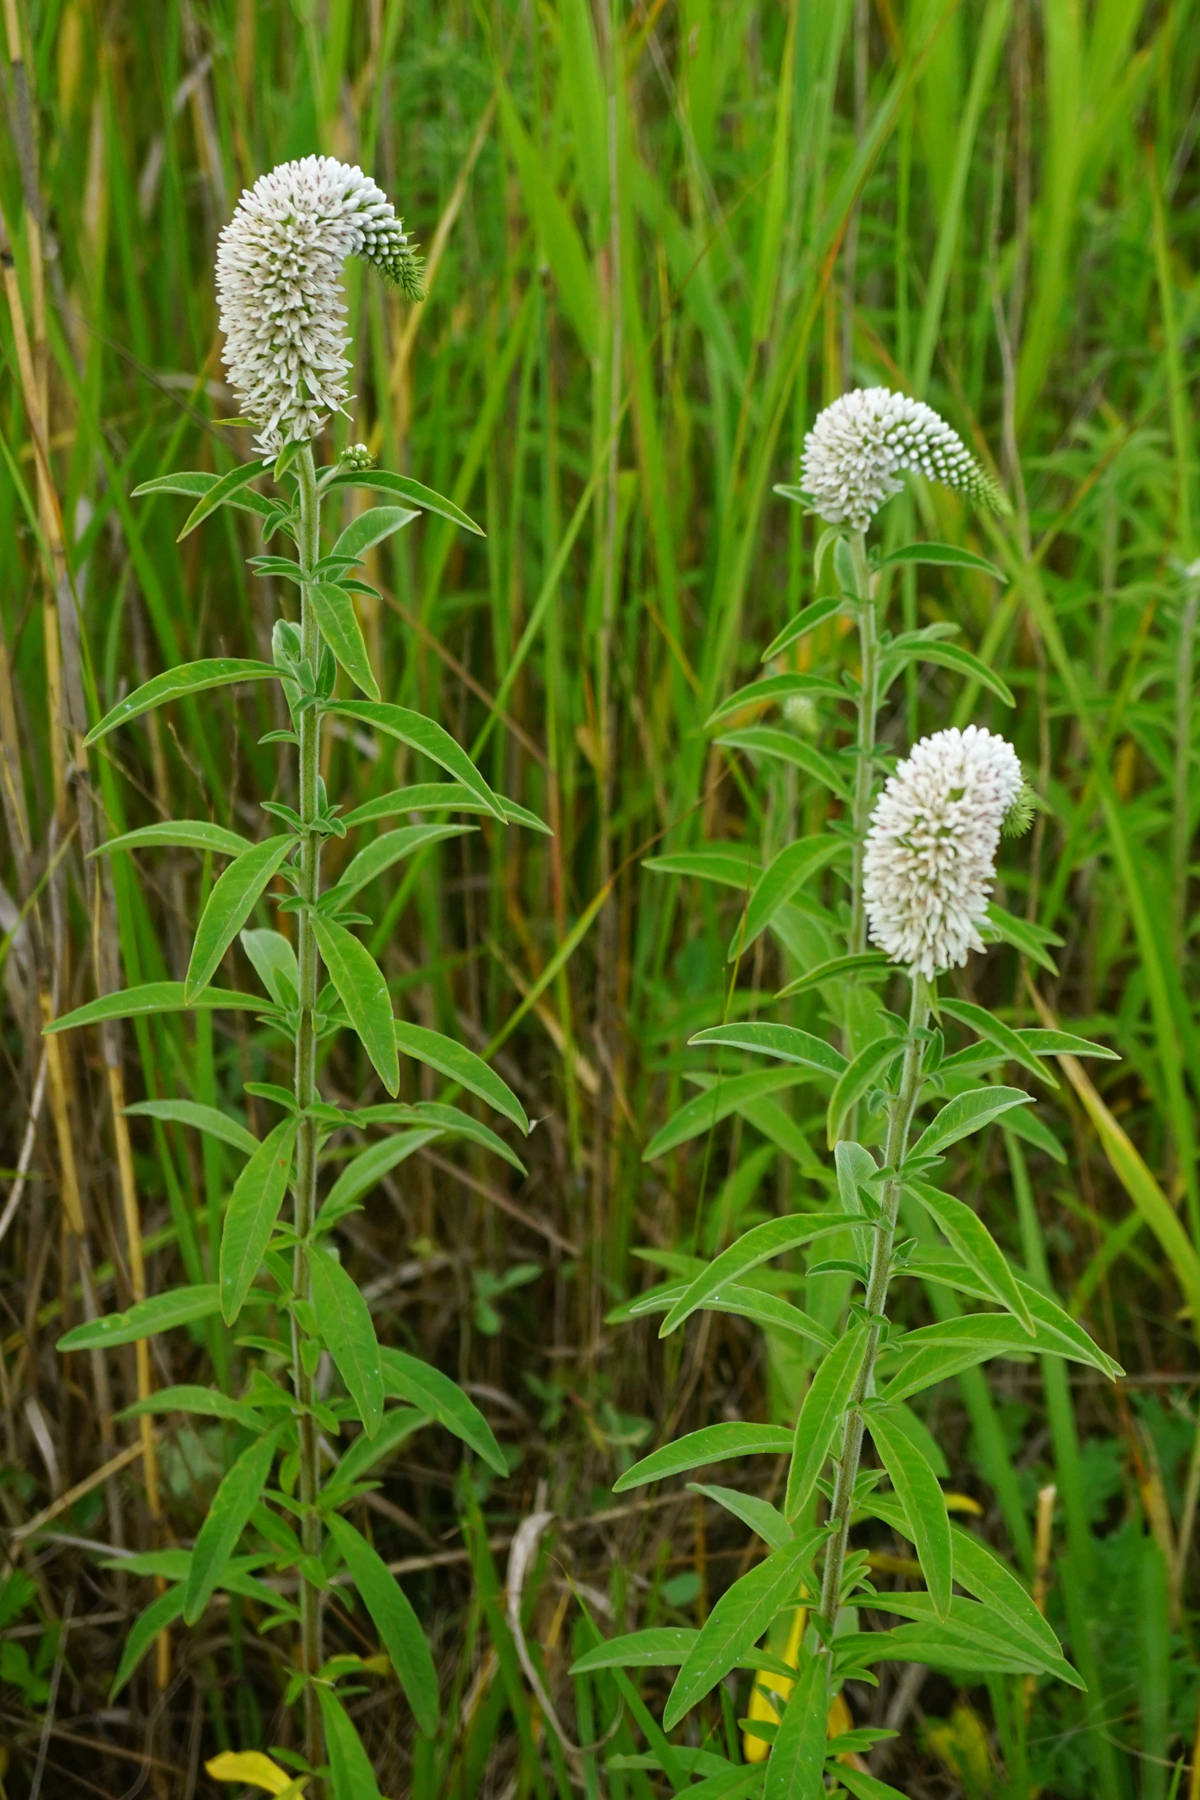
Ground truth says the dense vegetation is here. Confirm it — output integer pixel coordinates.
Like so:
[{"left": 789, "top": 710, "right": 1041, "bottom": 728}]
[{"left": 1, "top": 2, "right": 1198, "bottom": 1795}]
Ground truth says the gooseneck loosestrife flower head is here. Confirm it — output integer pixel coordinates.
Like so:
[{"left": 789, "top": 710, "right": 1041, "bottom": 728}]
[
  {"left": 801, "top": 386, "right": 1008, "bottom": 531},
  {"left": 216, "top": 155, "right": 425, "bottom": 457},
  {"left": 863, "top": 724, "right": 1024, "bottom": 978}
]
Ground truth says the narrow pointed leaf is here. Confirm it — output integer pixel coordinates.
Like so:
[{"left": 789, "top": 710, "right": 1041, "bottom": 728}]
[
  {"left": 571, "top": 1628, "right": 699, "bottom": 1674},
  {"left": 643, "top": 1067, "right": 821, "bottom": 1160},
  {"left": 826, "top": 1036, "right": 906, "bottom": 1148},
  {"left": 784, "top": 1326, "right": 868, "bottom": 1520},
  {"left": 613, "top": 1424, "right": 792, "bottom": 1494},
  {"left": 327, "top": 467, "right": 484, "bottom": 535},
  {"left": 760, "top": 596, "right": 845, "bottom": 661},
  {"left": 329, "top": 504, "right": 420, "bottom": 565},
  {"left": 96, "top": 820, "right": 254, "bottom": 859},
  {"left": 219, "top": 1118, "right": 299, "bottom": 1324},
  {"left": 728, "top": 837, "right": 844, "bottom": 959},
  {"left": 316, "top": 1686, "right": 383, "bottom": 1800},
  {"left": 878, "top": 542, "right": 1005, "bottom": 579},
  {"left": 688, "top": 1484, "right": 792, "bottom": 1550},
  {"left": 763, "top": 1651, "right": 827, "bottom": 1800},
  {"left": 133, "top": 468, "right": 276, "bottom": 521},
  {"left": 665, "top": 1529, "right": 825, "bottom": 1727},
  {"left": 59, "top": 1284, "right": 226, "bottom": 1350},
  {"left": 240, "top": 928, "right": 299, "bottom": 1008},
  {"left": 310, "top": 1245, "right": 384, "bottom": 1437},
  {"left": 352, "top": 1100, "right": 526, "bottom": 1172},
  {"left": 937, "top": 999, "right": 1059, "bottom": 1086},
  {"left": 320, "top": 1130, "right": 443, "bottom": 1222},
  {"left": 380, "top": 1347, "right": 506, "bottom": 1473},
  {"left": 906, "top": 1179, "right": 1034, "bottom": 1330},
  {"left": 329, "top": 701, "right": 503, "bottom": 819},
  {"left": 308, "top": 583, "right": 380, "bottom": 698},
  {"left": 110, "top": 1587, "right": 187, "bottom": 1698},
  {"left": 660, "top": 1213, "right": 864, "bottom": 1337},
  {"left": 85, "top": 660, "right": 279, "bottom": 745},
  {"left": 716, "top": 726, "right": 851, "bottom": 800},
  {"left": 911, "top": 1087, "right": 1033, "bottom": 1159},
  {"left": 342, "top": 780, "right": 550, "bottom": 834},
  {"left": 867, "top": 1407, "right": 952, "bottom": 1618},
  {"left": 312, "top": 914, "right": 399, "bottom": 1094},
  {"left": 330, "top": 824, "right": 473, "bottom": 904},
  {"left": 880, "top": 638, "right": 1015, "bottom": 707},
  {"left": 393, "top": 1021, "right": 527, "bottom": 1131},
  {"left": 118, "top": 1386, "right": 267, "bottom": 1428},
  {"left": 776, "top": 950, "right": 890, "bottom": 999},
  {"left": 185, "top": 836, "right": 293, "bottom": 1000},
  {"left": 176, "top": 461, "right": 270, "bottom": 538},
  {"left": 706, "top": 672, "right": 847, "bottom": 730},
  {"left": 327, "top": 1514, "right": 437, "bottom": 1733},
  {"left": 183, "top": 1425, "right": 282, "bottom": 1624}
]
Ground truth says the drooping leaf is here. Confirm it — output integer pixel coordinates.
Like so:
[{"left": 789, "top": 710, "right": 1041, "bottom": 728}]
[
  {"left": 133, "top": 468, "right": 276, "bottom": 521},
  {"left": 342, "top": 780, "right": 549, "bottom": 834},
  {"left": 879, "top": 637, "right": 1015, "bottom": 707},
  {"left": 393, "top": 1021, "right": 528, "bottom": 1131},
  {"left": 643, "top": 1067, "right": 822, "bottom": 1160},
  {"left": 665, "top": 1529, "right": 825, "bottom": 1727},
  {"left": 97, "top": 820, "right": 254, "bottom": 860},
  {"left": 185, "top": 837, "right": 293, "bottom": 1000},
  {"left": 867, "top": 1406, "right": 952, "bottom": 1618},
  {"left": 910, "top": 1087, "right": 1033, "bottom": 1160},
  {"left": 659, "top": 1214, "right": 864, "bottom": 1337},
  {"left": 380, "top": 1347, "right": 506, "bottom": 1473},
  {"left": 328, "top": 701, "right": 503, "bottom": 819},
  {"left": 784, "top": 1326, "right": 868, "bottom": 1520},
  {"left": 775, "top": 951, "right": 890, "bottom": 1000},
  {"left": 174, "top": 461, "right": 271, "bottom": 538},
  {"left": 906, "top": 1180, "right": 1034, "bottom": 1331},
  {"left": 312, "top": 914, "right": 399, "bottom": 1095},
  {"left": 326, "top": 1514, "right": 437, "bottom": 1733},
  {"left": 716, "top": 726, "right": 851, "bottom": 800},
  {"left": 118, "top": 1386, "right": 268, "bottom": 1429},
  {"left": 58, "top": 1284, "right": 228, "bottom": 1351},
  {"left": 183, "top": 1425, "right": 282, "bottom": 1624},
  {"left": 310, "top": 1245, "right": 385, "bottom": 1437},
  {"left": 706, "top": 673, "right": 848, "bottom": 730},
  {"left": 85, "top": 660, "right": 279, "bottom": 746},
  {"left": 688, "top": 1484, "right": 792, "bottom": 1550},
  {"left": 204, "top": 1749, "right": 302, "bottom": 1795},
  {"left": 329, "top": 504, "right": 420, "bottom": 565},
  {"left": 308, "top": 583, "right": 380, "bottom": 699},
  {"left": 328, "top": 824, "right": 473, "bottom": 905},
  {"left": 571, "top": 1628, "right": 699, "bottom": 1674},
  {"left": 327, "top": 467, "right": 484, "bottom": 535},
  {"left": 219, "top": 1118, "right": 299, "bottom": 1324},
  {"left": 613, "top": 1424, "right": 792, "bottom": 1494},
  {"left": 644, "top": 845, "right": 761, "bottom": 890},
  {"left": 937, "top": 999, "right": 1058, "bottom": 1086},
  {"left": 353, "top": 1101, "right": 526, "bottom": 1173},
  {"left": 688, "top": 1022, "right": 846, "bottom": 1077},
  {"left": 44, "top": 981, "right": 274, "bottom": 1034},
  {"left": 124, "top": 1099, "right": 258, "bottom": 1157},
  {"left": 877, "top": 542, "right": 1005, "bottom": 579}
]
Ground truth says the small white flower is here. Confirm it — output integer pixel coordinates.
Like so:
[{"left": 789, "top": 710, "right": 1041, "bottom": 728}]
[
  {"left": 216, "top": 155, "right": 424, "bottom": 457},
  {"left": 801, "top": 387, "right": 1006, "bottom": 531},
  {"left": 863, "top": 725, "right": 1023, "bottom": 978}
]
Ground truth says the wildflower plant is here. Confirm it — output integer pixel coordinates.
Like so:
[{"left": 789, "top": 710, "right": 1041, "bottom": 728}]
[
  {"left": 579, "top": 390, "right": 1122, "bottom": 1792},
  {"left": 48, "top": 158, "right": 539, "bottom": 1796}
]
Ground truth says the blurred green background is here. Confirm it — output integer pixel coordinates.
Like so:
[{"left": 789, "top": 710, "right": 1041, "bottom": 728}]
[{"left": 1, "top": 1, "right": 1198, "bottom": 1795}]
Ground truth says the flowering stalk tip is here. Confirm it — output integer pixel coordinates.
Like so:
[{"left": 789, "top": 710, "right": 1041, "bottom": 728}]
[
  {"left": 801, "top": 387, "right": 1008, "bottom": 532},
  {"left": 216, "top": 155, "right": 424, "bottom": 458}
]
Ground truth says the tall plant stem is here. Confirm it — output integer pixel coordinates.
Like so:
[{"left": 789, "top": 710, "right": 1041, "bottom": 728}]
[
  {"left": 816, "top": 975, "right": 931, "bottom": 1653},
  {"left": 847, "top": 530, "right": 879, "bottom": 958},
  {"left": 293, "top": 443, "right": 326, "bottom": 1786}
]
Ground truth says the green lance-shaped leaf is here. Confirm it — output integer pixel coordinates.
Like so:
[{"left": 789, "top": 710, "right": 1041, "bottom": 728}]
[
  {"left": 185, "top": 836, "right": 293, "bottom": 1001},
  {"left": 763, "top": 1649, "right": 828, "bottom": 1800},
  {"left": 878, "top": 637, "right": 1015, "bottom": 708},
  {"left": 312, "top": 914, "right": 399, "bottom": 1095},
  {"left": 380, "top": 1346, "right": 506, "bottom": 1473},
  {"left": 320, "top": 1131, "right": 443, "bottom": 1223},
  {"left": 45, "top": 980, "right": 268, "bottom": 1035},
  {"left": 124, "top": 1098, "right": 258, "bottom": 1157},
  {"left": 110, "top": 1586, "right": 188, "bottom": 1698},
  {"left": 910, "top": 1086, "right": 1034, "bottom": 1160},
  {"left": 689, "top": 1484, "right": 793, "bottom": 1550},
  {"left": 308, "top": 582, "right": 380, "bottom": 699},
  {"left": 354, "top": 1100, "right": 526, "bottom": 1173},
  {"left": 183, "top": 1424, "right": 283, "bottom": 1624},
  {"left": 614, "top": 1423, "right": 793, "bottom": 1494},
  {"left": 343, "top": 779, "right": 550, "bottom": 835},
  {"left": 867, "top": 1406, "right": 953, "bottom": 1619},
  {"left": 826, "top": 1036, "right": 907, "bottom": 1149},
  {"left": 690, "top": 1022, "right": 846, "bottom": 1077},
  {"left": 133, "top": 468, "right": 277, "bottom": 522},
  {"left": 219, "top": 1118, "right": 299, "bottom": 1324},
  {"left": 785, "top": 1325, "right": 869, "bottom": 1521},
  {"left": 118, "top": 1386, "right": 268, "bottom": 1429},
  {"left": 906, "top": 1179, "right": 1034, "bottom": 1331},
  {"left": 644, "top": 844, "right": 761, "bottom": 890},
  {"left": 96, "top": 820, "right": 255, "bottom": 860},
  {"left": 643, "top": 1066, "right": 821, "bottom": 1160},
  {"left": 58, "top": 1284, "right": 227, "bottom": 1351},
  {"left": 326, "top": 1514, "right": 437, "bottom": 1734},
  {"left": 716, "top": 725, "right": 852, "bottom": 801},
  {"left": 659, "top": 1213, "right": 866, "bottom": 1338},
  {"left": 760, "top": 595, "right": 846, "bottom": 662},
  {"left": 870, "top": 1593, "right": 1081, "bottom": 1684},
  {"left": 84, "top": 659, "right": 279, "bottom": 746},
  {"left": 393, "top": 1020, "right": 528, "bottom": 1131},
  {"left": 173, "top": 460, "right": 272, "bottom": 538},
  {"left": 664, "top": 1529, "right": 825, "bottom": 1727},
  {"left": 240, "top": 927, "right": 300, "bottom": 1009},
  {"left": 877, "top": 541, "right": 1006, "bottom": 580},
  {"left": 329, "top": 823, "right": 474, "bottom": 905},
  {"left": 328, "top": 700, "right": 504, "bottom": 820},
  {"left": 316, "top": 1685, "right": 384, "bottom": 1800},
  {"left": 776, "top": 950, "right": 890, "bottom": 1000},
  {"left": 571, "top": 1628, "right": 699, "bottom": 1675},
  {"left": 839, "top": 1772, "right": 910, "bottom": 1800},
  {"left": 326, "top": 466, "right": 484, "bottom": 535},
  {"left": 329, "top": 503, "right": 420, "bottom": 565},
  {"left": 728, "top": 837, "right": 844, "bottom": 961},
  {"left": 310, "top": 1244, "right": 385, "bottom": 1438},
  {"left": 936, "top": 998, "right": 1060, "bottom": 1087},
  {"left": 706, "top": 673, "right": 848, "bottom": 731}
]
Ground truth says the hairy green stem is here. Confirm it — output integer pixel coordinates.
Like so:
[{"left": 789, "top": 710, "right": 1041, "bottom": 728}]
[
  {"left": 847, "top": 530, "right": 879, "bottom": 959},
  {"left": 816, "top": 975, "right": 931, "bottom": 1648},
  {"left": 293, "top": 443, "right": 325, "bottom": 1786}
]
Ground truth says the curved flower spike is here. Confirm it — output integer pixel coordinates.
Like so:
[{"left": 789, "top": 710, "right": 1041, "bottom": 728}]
[
  {"left": 863, "top": 725, "right": 1023, "bottom": 978},
  {"left": 216, "top": 155, "right": 425, "bottom": 457},
  {"left": 801, "top": 387, "right": 1008, "bottom": 531}
]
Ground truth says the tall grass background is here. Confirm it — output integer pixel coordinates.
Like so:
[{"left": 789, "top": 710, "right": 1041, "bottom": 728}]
[{"left": 1, "top": 1, "right": 1198, "bottom": 1795}]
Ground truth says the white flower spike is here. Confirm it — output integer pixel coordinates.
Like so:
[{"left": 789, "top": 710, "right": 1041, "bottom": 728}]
[
  {"left": 216, "top": 155, "right": 424, "bottom": 457},
  {"left": 801, "top": 387, "right": 1007, "bottom": 532},
  {"left": 863, "top": 725, "right": 1023, "bottom": 979}
]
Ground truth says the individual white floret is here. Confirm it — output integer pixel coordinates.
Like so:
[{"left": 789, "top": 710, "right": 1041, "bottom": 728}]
[
  {"left": 862, "top": 725, "right": 1023, "bottom": 978},
  {"left": 801, "top": 387, "right": 1007, "bottom": 531},
  {"left": 216, "top": 155, "right": 424, "bottom": 457}
]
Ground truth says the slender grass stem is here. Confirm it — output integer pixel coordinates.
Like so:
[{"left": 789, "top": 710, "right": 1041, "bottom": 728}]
[
  {"left": 293, "top": 443, "right": 326, "bottom": 1787},
  {"left": 847, "top": 530, "right": 879, "bottom": 959},
  {"left": 816, "top": 975, "right": 930, "bottom": 1652}
]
